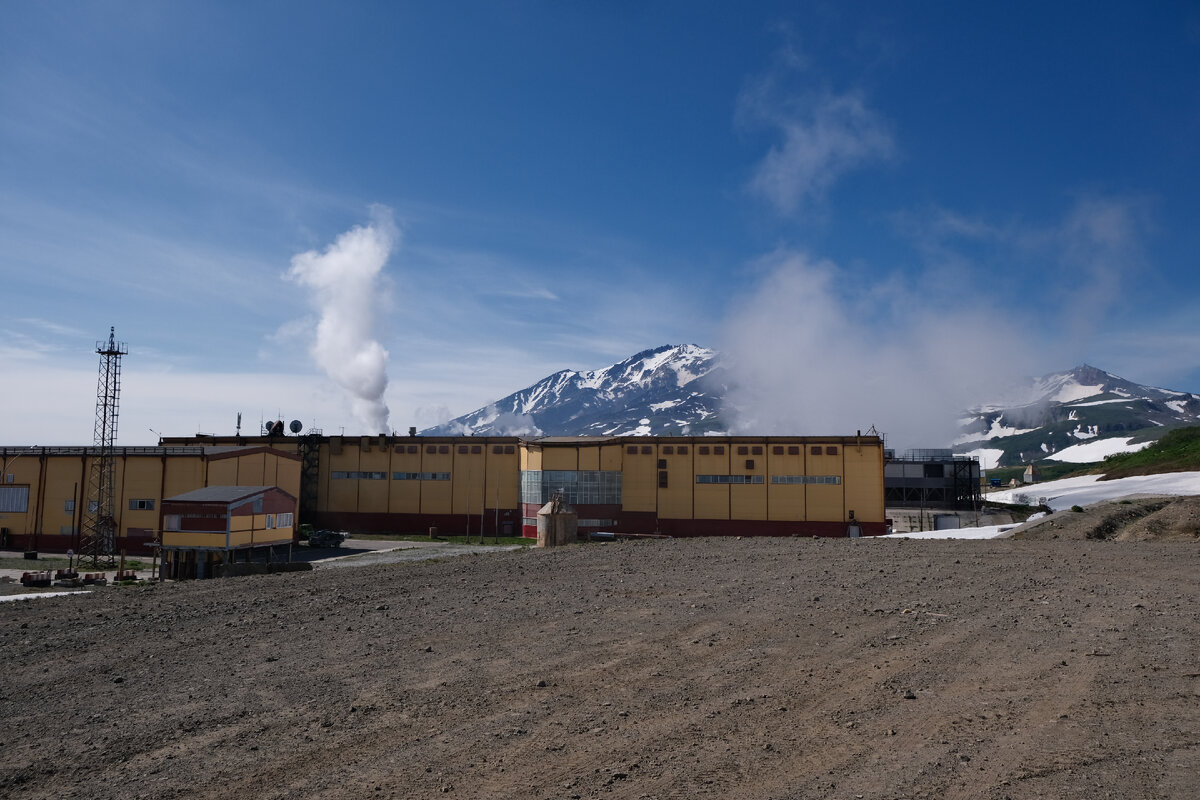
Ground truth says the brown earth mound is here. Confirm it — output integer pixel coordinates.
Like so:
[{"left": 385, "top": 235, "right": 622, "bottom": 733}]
[
  {"left": 1, "top": 537, "right": 1197, "bottom": 799},
  {"left": 1011, "top": 496, "right": 1200, "bottom": 541}
]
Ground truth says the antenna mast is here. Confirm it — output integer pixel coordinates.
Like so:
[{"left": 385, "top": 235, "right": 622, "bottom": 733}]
[{"left": 79, "top": 327, "right": 128, "bottom": 568}]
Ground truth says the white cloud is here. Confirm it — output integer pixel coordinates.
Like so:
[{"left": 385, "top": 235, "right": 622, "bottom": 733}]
[{"left": 741, "top": 84, "right": 895, "bottom": 214}]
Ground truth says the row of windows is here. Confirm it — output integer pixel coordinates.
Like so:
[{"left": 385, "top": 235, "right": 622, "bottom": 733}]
[
  {"left": 397, "top": 444, "right": 517, "bottom": 455},
  {"left": 695, "top": 474, "right": 842, "bottom": 485},
  {"left": 630, "top": 445, "right": 840, "bottom": 456},
  {"left": 696, "top": 475, "right": 764, "bottom": 484},
  {"left": 332, "top": 471, "right": 453, "bottom": 481},
  {"left": 393, "top": 472, "right": 451, "bottom": 481},
  {"left": 770, "top": 475, "right": 842, "bottom": 485}
]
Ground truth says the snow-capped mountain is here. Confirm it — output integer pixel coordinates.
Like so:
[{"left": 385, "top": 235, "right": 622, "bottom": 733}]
[
  {"left": 423, "top": 344, "right": 729, "bottom": 437},
  {"left": 956, "top": 365, "right": 1200, "bottom": 468}
]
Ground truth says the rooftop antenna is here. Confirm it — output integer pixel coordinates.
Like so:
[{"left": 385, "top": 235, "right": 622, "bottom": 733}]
[
  {"left": 80, "top": 327, "right": 127, "bottom": 568},
  {"left": 236, "top": 412, "right": 242, "bottom": 437}
]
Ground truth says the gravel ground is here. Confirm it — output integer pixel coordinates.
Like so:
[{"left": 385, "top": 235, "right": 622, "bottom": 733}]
[{"left": 1, "top": 536, "right": 1196, "bottom": 800}]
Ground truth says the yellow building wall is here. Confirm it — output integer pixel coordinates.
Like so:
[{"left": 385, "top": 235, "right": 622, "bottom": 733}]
[
  {"left": 576, "top": 445, "right": 599, "bottom": 471},
  {"left": 451, "top": 445, "right": 487, "bottom": 515},
  {"left": 420, "top": 443, "right": 453, "bottom": 514},
  {"left": 620, "top": 442, "right": 658, "bottom": 513},
  {"left": 118, "top": 456, "right": 166, "bottom": 532},
  {"left": 485, "top": 446, "right": 519, "bottom": 510},
  {"left": 806, "top": 444, "right": 846, "bottom": 521},
  {"left": 599, "top": 445, "right": 623, "bottom": 471},
  {"left": 843, "top": 442, "right": 885, "bottom": 523},
  {"left": 325, "top": 446, "right": 361, "bottom": 514},
  {"left": 40, "top": 455, "right": 84, "bottom": 537},
  {"left": 165, "top": 457, "right": 206, "bottom": 502},
  {"left": 206, "top": 457, "right": 239, "bottom": 486},
  {"left": 765, "top": 444, "right": 806, "bottom": 521},
  {"left": 389, "top": 444, "right": 422, "bottom": 514},
  {"left": 541, "top": 447, "right": 579, "bottom": 471},
  {"left": 163, "top": 531, "right": 226, "bottom": 548},
  {"left": 656, "top": 444, "right": 693, "bottom": 520},
  {"left": 357, "top": 445, "right": 391, "bottom": 514},
  {"left": 523, "top": 447, "right": 542, "bottom": 472},
  {"left": 729, "top": 442, "right": 767, "bottom": 521},
  {"left": 693, "top": 441, "right": 730, "bottom": 520}
]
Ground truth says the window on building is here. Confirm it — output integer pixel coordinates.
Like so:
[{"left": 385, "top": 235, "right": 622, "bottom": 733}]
[
  {"left": 714, "top": 446, "right": 725, "bottom": 455},
  {"left": 698, "top": 446, "right": 710, "bottom": 455},
  {"left": 253, "top": 498, "right": 263, "bottom": 513},
  {"left": 752, "top": 446, "right": 763, "bottom": 456},
  {"left": 87, "top": 500, "right": 98, "bottom": 513},
  {"left": 504, "top": 446, "right": 515, "bottom": 454},
  {"left": 426, "top": 445, "right": 437, "bottom": 454},
  {"left": 745, "top": 460, "right": 755, "bottom": 470},
  {"left": 0, "top": 486, "right": 30, "bottom": 513},
  {"left": 640, "top": 446, "right": 652, "bottom": 455},
  {"left": 770, "top": 475, "right": 842, "bottom": 485},
  {"left": 737, "top": 446, "right": 748, "bottom": 455},
  {"left": 811, "top": 446, "right": 823, "bottom": 455},
  {"left": 277, "top": 512, "right": 294, "bottom": 528},
  {"left": 458, "top": 445, "right": 468, "bottom": 454},
  {"left": 662, "top": 446, "right": 674, "bottom": 455},
  {"left": 163, "top": 514, "right": 181, "bottom": 531},
  {"left": 407, "top": 445, "right": 418, "bottom": 454},
  {"left": 658, "top": 470, "right": 668, "bottom": 489},
  {"left": 773, "top": 446, "right": 784, "bottom": 455},
  {"left": 471, "top": 445, "right": 482, "bottom": 454},
  {"left": 657, "top": 459, "right": 667, "bottom": 469},
  {"left": 265, "top": 514, "right": 275, "bottom": 529},
  {"left": 627, "top": 445, "right": 638, "bottom": 455},
  {"left": 493, "top": 445, "right": 504, "bottom": 454},
  {"left": 64, "top": 499, "right": 75, "bottom": 512},
  {"left": 827, "top": 446, "right": 838, "bottom": 455},
  {"left": 438, "top": 445, "right": 450, "bottom": 454},
  {"left": 695, "top": 474, "right": 764, "bottom": 485},
  {"left": 128, "top": 499, "right": 155, "bottom": 511},
  {"left": 677, "top": 446, "right": 688, "bottom": 455},
  {"left": 788, "top": 446, "right": 800, "bottom": 455}
]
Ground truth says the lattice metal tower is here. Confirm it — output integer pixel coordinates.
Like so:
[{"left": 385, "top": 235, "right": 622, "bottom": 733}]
[{"left": 79, "top": 327, "right": 128, "bottom": 568}]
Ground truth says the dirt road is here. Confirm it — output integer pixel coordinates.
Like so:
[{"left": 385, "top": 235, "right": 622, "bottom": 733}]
[{"left": 1, "top": 537, "right": 1196, "bottom": 799}]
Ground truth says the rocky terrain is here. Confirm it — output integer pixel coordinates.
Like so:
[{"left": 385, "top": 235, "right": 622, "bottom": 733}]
[
  {"left": 1011, "top": 496, "right": 1200, "bottom": 542},
  {"left": 1, "top": 534, "right": 1196, "bottom": 800}
]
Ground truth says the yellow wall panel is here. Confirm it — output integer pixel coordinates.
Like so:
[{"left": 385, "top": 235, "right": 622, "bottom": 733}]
[
  {"left": 620, "top": 443, "right": 657, "bottom": 512},
  {"left": 542, "top": 448, "right": 578, "bottom": 471},
  {"left": 577, "top": 446, "right": 599, "bottom": 471},
  {"left": 656, "top": 446, "right": 693, "bottom": 520},
  {"left": 452, "top": 448, "right": 487, "bottom": 514}
]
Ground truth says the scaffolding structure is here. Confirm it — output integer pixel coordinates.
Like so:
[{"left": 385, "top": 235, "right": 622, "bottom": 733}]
[{"left": 79, "top": 328, "right": 128, "bottom": 567}]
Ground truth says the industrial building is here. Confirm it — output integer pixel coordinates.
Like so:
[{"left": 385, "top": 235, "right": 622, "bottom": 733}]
[
  {"left": 0, "top": 445, "right": 300, "bottom": 556},
  {"left": 883, "top": 449, "right": 982, "bottom": 510},
  {"left": 0, "top": 432, "right": 887, "bottom": 549}
]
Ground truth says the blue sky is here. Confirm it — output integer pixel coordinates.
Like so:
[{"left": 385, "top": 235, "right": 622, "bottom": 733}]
[{"left": 2, "top": 1, "right": 1199, "bottom": 445}]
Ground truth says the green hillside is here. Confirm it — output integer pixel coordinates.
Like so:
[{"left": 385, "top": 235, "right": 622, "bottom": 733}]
[{"left": 1099, "top": 426, "right": 1200, "bottom": 480}]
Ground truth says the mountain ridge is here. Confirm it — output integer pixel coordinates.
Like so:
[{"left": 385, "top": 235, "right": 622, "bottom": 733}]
[{"left": 425, "top": 348, "right": 1200, "bottom": 468}]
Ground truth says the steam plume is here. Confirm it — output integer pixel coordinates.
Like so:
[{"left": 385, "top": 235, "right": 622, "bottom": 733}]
[
  {"left": 719, "top": 250, "right": 1025, "bottom": 453},
  {"left": 287, "top": 208, "right": 396, "bottom": 433}
]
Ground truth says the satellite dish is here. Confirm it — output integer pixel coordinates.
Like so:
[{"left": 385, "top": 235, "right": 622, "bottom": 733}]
[
  {"left": 263, "top": 420, "right": 275, "bottom": 435},
  {"left": 289, "top": 419, "right": 303, "bottom": 434}
]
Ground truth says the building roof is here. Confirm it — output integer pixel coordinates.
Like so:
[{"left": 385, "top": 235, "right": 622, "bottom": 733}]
[{"left": 164, "top": 485, "right": 283, "bottom": 504}]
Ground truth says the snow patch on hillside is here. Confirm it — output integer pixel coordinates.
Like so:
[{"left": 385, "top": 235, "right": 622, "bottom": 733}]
[
  {"left": 988, "top": 472, "right": 1200, "bottom": 510},
  {"left": 1046, "top": 437, "right": 1149, "bottom": 463}
]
